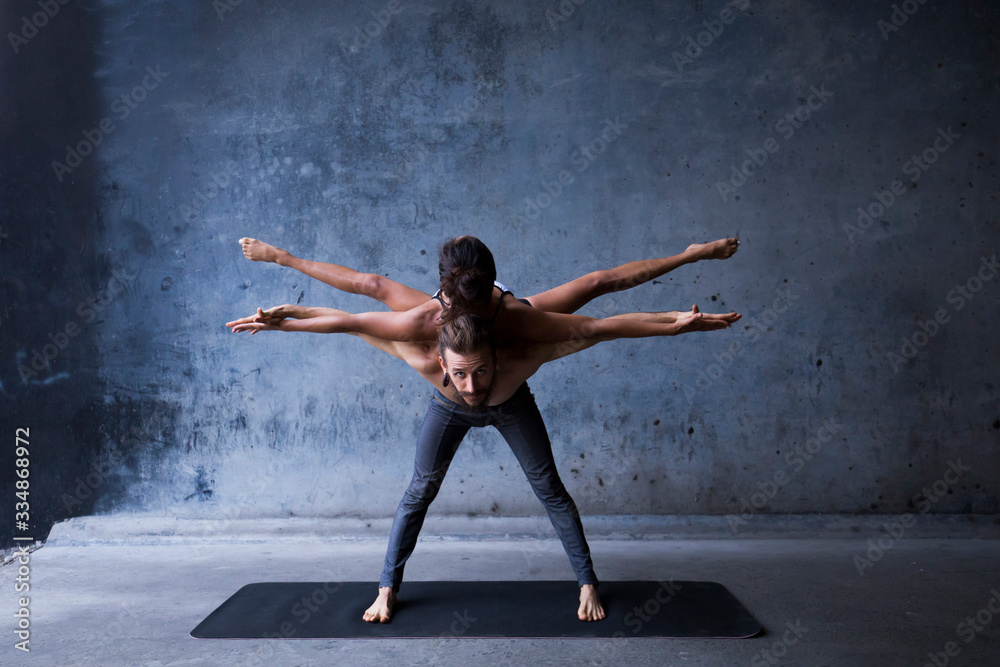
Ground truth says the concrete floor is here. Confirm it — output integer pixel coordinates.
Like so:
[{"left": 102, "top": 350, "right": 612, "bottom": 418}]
[{"left": 2, "top": 514, "right": 998, "bottom": 666}]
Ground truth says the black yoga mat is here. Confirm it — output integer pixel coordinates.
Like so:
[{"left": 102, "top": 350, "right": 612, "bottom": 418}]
[{"left": 191, "top": 580, "right": 760, "bottom": 639}]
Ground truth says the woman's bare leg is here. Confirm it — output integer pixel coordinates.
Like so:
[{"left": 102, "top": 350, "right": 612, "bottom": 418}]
[
  {"left": 526, "top": 238, "right": 739, "bottom": 314},
  {"left": 240, "top": 238, "right": 430, "bottom": 312}
]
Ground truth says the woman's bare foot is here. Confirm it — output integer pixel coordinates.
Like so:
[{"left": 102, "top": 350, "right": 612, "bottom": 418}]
[
  {"left": 239, "top": 237, "right": 287, "bottom": 263},
  {"left": 578, "top": 584, "right": 606, "bottom": 621},
  {"left": 363, "top": 586, "right": 396, "bottom": 623},
  {"left": 686, "top": 237, "right": 740, "bottom": 261}
]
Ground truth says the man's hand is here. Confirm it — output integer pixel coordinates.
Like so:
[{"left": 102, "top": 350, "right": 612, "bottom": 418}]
[
  {"left": 259, "top": 304, "right": 295, "bottom": 320},
  {"left": 673, "top": 305, "right": 741, "bottom": 334},
  {"left": 678, "top": 305, "right": 741, "bottom": 325},
  {"left": 226, "top": 307, "right": 285, "bottom": 335}
]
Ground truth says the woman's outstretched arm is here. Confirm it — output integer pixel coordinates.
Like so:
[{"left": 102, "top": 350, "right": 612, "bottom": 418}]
[{"left": 525, "top": 238, "right": 740, "bottom": 314}]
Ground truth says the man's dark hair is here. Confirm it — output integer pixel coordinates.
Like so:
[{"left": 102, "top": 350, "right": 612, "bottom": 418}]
[
  {"left": 438, "top": 313, "right": 497, "bottom": 360},
  {"left": 438, "top": 236, "right": 497, "bottom": 324}
]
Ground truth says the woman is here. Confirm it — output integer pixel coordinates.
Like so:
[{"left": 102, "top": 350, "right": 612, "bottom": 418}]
[{"left": 234, "top": 235, "right": 740, "bottom": 345}]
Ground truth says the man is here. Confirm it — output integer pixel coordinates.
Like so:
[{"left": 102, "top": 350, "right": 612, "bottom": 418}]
[{"left": 227, "top": 302, "right": 740, "bottom": 622}]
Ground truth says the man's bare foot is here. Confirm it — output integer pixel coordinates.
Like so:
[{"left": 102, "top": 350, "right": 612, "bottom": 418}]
[
  {"left": 578, "top": 584, "right": 606, "bottom": 621},
  {"left": 363, "top": 586, "right": 396, "bottom": 623},
  {"left": 686, "top": 237, "right": 740, "bottom": 261},
  {"left": 239, "top": 237, "right": 287, "bottom": 263}
]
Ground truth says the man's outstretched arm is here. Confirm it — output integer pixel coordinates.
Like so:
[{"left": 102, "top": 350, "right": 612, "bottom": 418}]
[
  {"left": 499, "top": 306, "right": 740, "bottom": 385},
  {"left": 227, "top": 305, "right": 433, "bottom": 342},
  {"left": 247, "top": 304, "right": 349, "bottom": 321},
  {"left": 225, "top": 306, "right": 437, "bottom": 371},
  {"left": 544, "top": 306, "right": 741, "bottom": 362},
  {"left": 502, "top": 300, "right": 739, "bottom": 348}
]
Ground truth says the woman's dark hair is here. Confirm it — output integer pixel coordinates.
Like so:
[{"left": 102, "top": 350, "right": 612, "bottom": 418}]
[
  {"left": 438, "top": 313, "right": 497, "bottom": 360},
  {"left": 438, "top": 236, "right": 497, "bottom": 324}
]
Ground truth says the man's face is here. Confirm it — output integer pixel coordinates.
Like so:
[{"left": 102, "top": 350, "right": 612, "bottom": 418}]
[{"left": 440, "top": 345, "right": 497, "bottom": 408}]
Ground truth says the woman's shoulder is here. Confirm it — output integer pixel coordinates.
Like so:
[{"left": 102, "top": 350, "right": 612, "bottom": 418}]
[{"left": 410, "top": 297, "right": 443, "bottom": 317}]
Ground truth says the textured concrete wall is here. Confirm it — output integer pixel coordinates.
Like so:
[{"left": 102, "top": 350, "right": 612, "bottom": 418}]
[{"left": 3, "top": 0, "right": 999, "bottom": 544}]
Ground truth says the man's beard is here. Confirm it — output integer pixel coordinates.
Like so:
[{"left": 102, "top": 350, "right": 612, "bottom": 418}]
[{"left": 454, "top": 378, "right": 496, "bottom": 414}]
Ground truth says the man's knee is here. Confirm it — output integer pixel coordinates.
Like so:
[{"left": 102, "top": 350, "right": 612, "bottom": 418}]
[
  {"left": 527, "top": 474, "right": 571, "bottom": 505},
  {"left": 402, "top": 475, "right": 444, "bottom": 508}
]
